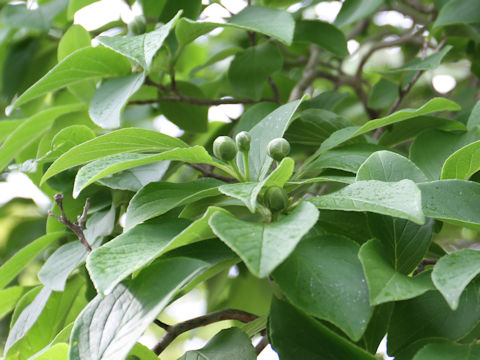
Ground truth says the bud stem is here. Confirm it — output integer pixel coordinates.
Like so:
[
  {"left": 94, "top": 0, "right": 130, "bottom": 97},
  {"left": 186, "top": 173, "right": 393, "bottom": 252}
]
[
  {"left": 229, "top": 160, "right": 245, "bottom": 182},
  {"left": 242, "top": 152, "right": 250, "bottom": 181}
]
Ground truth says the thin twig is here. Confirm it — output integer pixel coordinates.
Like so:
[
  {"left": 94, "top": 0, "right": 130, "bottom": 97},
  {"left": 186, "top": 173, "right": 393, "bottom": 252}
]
[
  {"left": 152, "top": 309, "right": 258, "bottom": 355},
  {"left": 413, "top": 259, "right": 437, "bottom": 275},
  {"left": 154, "top": 319, "right": 170, "bottom": 331},
  {"left": 48, "top": 194, "right": 92, "bottom": 253},
  {"left": 129, "top": 96, "right": 277, "bottom": 106},
  {"left": 255, "top": 336, "right": 269, "bottom": 355},
  {"left": 289, "top": 45, "right": 321, "bottom": 101},
  {"left": 187, "top": 163, "right": 238, "bottom": 183},
  {"left": 268, "top": 77, "right": 281, "bottom": 103}
]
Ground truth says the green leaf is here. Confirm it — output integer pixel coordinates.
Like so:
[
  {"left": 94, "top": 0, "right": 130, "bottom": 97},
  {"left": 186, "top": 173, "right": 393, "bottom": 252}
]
[
  {"left": 0, "top": 232, "right": 64, "bottom": 290},
  {"left": 191, "top": 47, "right": 243, "bottom": 76},
  {"left": 97, "top": 12, "right": 181, "bottom": 70},
  {"left": 247, "top": 99, "right": 302, "bottom": 180},
  {"left": 5, "top": 277, "right": 87, "bottom": 359},
  {"left": 368, "top": 78, "right": 398, "bottom": 109},
  {"left": 356, "top": 151, "right": 428, "bottom": 183},
  {"left": 228, "top": 43, "right": 283, "bottom": 100},
  {"left": 410, "top": 128, "right": 480, "bottom": 180},
  {"left": 58, "top": 25, "right": 91, "bottom": 61},
  {"left": 0, "top": 286, "right": 31, "bottom": 320},
  {"left": 389, "top": 45, "right": 453, "bottom": 72},
  {"left": 38, "top": 206, "right": 115, "bottom": 291},
  {"left": 175, "top": 18, "right": 219, "bottom": 49},
  {"left": 315, "top": 98, "right": 460, "bottom": 156},
  {"left": 359, "top": 239, "right": 434, "bottom": 305},
  {"left": 219, "top": 157, "right": 294, "bottom": 212},
  {"left": 467, "top": 100, "right": 480, "bottom": 130},
  {"left": 125, "top": 178, "right": 223, "bottom": 230},
  {"left": 306, "top": 144, "right": 388, "bottom": 174},
  {"left": 434, "top": 0, "right": 480, "bottom": 27},
  {"left": 268, "top": 298, "right": 376, "bottom": 360},
  {"left": 419, "top": 180, "right": 480, "bottom": 229},
  {"left": 0, "top": 104, "right": 84, "bottom": 172},
  {"left": 274, "top": 235, "right": 372, "bottom": 341},
  {"left": 378, "top": 116, "right": 466, "bottom": 146},
  {"left": 179, "top": 328, "right": 256, "bottom": 360},
  {"left": 127, "top": 343, "right": 159, "bottom": 360},
  {"left": 41, "top": 128, "right": 187, "bottom": 183},
  {"left": 12, "top": 47, "right": 131, "bottom": 109},
  {"left": 1, "top": 0, "right": 67, "bottom": 31},
  {"left": 294, "top": 20, "right": 348, "bottom": 57},
  {"left": 209, "top": 201, "right": 319, "bottom": 278},
  {"left": 228, "top": 6, "right": 295, "bottom": 45},
  {"left": 441, "top": 140, "right": 480, "bottom": 179},
  {"left": 432, "top": 249, "right": 480, "bottom": 310},
  {"left": 412, "top": 342, "right": 480, "bottom": 360},
  {"left": 73, "top": 146, "right": 213, "bottom": 197},
  {"left": 67, "top": 0, "right": 98, "bottom": 19},
  {"left": 234, "top": 102, "right": 278, "bottom": 135},
  {"left": 89, "top": 72, "right": 145, "bottom": 129},
  {"left": 334, "top": 0, "right": 385, "bottom": 28},
  {"left": 309, "top": 180, "right": 425, "bottom": 224},
  {"left": 0, "top": 120, "right": 22, "bottom": 143},
  {"left": 387, "top": 282, "right": 480, "bottom": 355},
  {"left": 34, "top": 343, "right": 69, "bottom": 360},
  {"left": 69, "top": 257, "right": 208, "bottom": 360},
  {"left": 157, "top": 81, "right": 209, "bottom": 132}
]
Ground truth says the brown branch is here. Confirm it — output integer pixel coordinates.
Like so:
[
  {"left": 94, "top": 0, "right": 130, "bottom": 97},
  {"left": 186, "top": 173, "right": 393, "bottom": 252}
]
[
  {"left": 187, "top": 163, "right": 237, "bottom": 183},
  {"left": 153, "top": 319, "right": 170, "bottom": 331},
  {"left": 48, "top": 194, "right": 92, "bottom": 253},
  {"left": 268, "top": 77, "right": 281, "bottom": 103},
  {"left": 255, "top": 336, "right": 269, "bottom": 355},
  {"left": 413, "top": 259, "right": 437, "bottom": 275},
  {"left": 129, "top": 96, "right": 277, "bottom": 106},
  {"left": 152, "top": 309, "right": 258, "bottom": 355},
  {"left": 289, "top": 45, "right": 320, "bottom": 101}
]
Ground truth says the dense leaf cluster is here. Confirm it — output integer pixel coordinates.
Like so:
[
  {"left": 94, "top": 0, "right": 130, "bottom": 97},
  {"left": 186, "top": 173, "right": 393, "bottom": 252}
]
[{"left": 1, "top": 0, "right": 480, "bottom": 359}]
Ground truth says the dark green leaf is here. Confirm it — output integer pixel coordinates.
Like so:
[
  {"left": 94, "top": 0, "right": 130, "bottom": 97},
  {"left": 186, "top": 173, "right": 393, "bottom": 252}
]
[
  {"left": 274, "top": 235, "right": 372, "bottom": 341},
  {"left": 294, "top": 20, "right": 348, "bottom": 57},
  {"left": 368, "top": 78, "right": 398, "bottom": 109},
  {"left": 434, "top": 0, "right": 480, "bottom": 27},
  {"left": 334, "top": 0, "right": 384, "bottom": 28},
  {"left": 467, "top": 99, "right": 480, "bottom": 130},
  {"left": 412, "top": 342, "right": 480, "bottom": 360}
]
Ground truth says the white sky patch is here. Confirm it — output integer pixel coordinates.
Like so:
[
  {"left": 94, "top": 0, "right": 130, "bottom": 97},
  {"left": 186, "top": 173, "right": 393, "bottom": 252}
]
[
  {"left": 374, "top": 11, "right": 413, "bottom": 29},
  {"left": 153, "top": 115, "right": 185, "bottom": 137},
  {"left": 74, "top": 0, "right": 130, "bottom": 31},
  {"left": 314, "top": 1, "right": 342, "bottom": 23},
  {"left": 164, "top": 289, "right": 206, "bottom": 322},
  {"left": 377, "top": 336, "right": 394, "bottom": 359},
  {"left": 432, "top": 74, "right": 456, "bottom": 94},
  {"left": 208, "top": 103, "right": 243, "bottom": 123},
  {"left": 0, "top": 172, "right": 50, "bottom": 209},
  {"left": 200, "top": 3, "right": 230, "bottom": 23},
  {"left": 221, "top": 0, "right": 247, "bottom": 14},
  {"left": 258, "top": 345, "right": 279, "bottom": 360},
  {"left": 347, "top": 39, "right": 360, "bottom": 55}
]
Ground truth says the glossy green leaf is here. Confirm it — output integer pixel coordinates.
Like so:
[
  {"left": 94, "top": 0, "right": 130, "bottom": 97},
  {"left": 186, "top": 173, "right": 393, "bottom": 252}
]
[
  {"left": 309, "top": 180, "right": 425, "bottom": 224},
  {"left": 334, "top": 0, "right": 384, "bottom": 27},
  {"left": 419, "top": 180, "right": 480, "bottom": 229},
  {"left": 410, "top": 128, "right": 480, "bottom": 180},
  {"left": 387, "top": 282, "right": 480, "bottom": 355},
  {"left": 389, "top": 45, "right": 453, "bottom": 72},
  {"left": 441, "top": 140, "right": 480, "bottom": 179},
  {"left": 432, "top": 249, "right": 480, "bottom": 310},
  {"left": 0, "top": 286, "right": 31, "bottom": 320},
  {"left": 88, "top": 206, "right": 229, "bottom": 295},
  {"left": 0, "top": 232, "right": 64, "bottom": 290},
  {"left": 38, "top": 206, "right": 115, "bottom": 291},
  {"left": 412, "top": 342, "right": 480, "bottom": 360},
  {"left": 209, "top": 201, "right": 319, "bottom": 278},
  {"left": 359, "top": 239, "right": 434, "bottom": 305},
  {"left": 125, "top": 178, "right": 223, "bottom": 230},
  {"left": 73, "top": 146, "right": 213, "bottom": 197},
  {"left": 89, "top": 72, "right": 145, "bottom": 129},
  {"left": 274, "top": 235, "right": 372, "bottom": 341},
  {"left": 356, "top": 151, "right": 428, "bottom": 183},
  {"left": 434, "top": 0, "right": 480, "bottom": 27},
  {"left": 97, "top": 12, "right": 180, "bottom": 70},
  {"left": 228, "top": 43, "right": 283, "bottom": 100},
  {"left": 228, "top": 6, "right": 295, "bottom": 45},
  {"left": 41, "top": 128, "right": 187, "bottom": 183},
  {"left": 378, "top": 116, "right": 466, "bottom": 146},
  {"left": 247, "top": 99, "right": 302, "bottom": 180},
  {"left": 294, "top": 20, "right": 348, "bottom": 57},
  {"left": 12, "top": 47, "right": 131, "bottom": 109},
  {"left": 58, "top": 25, "right": 91, "bottom": 61},
  {"left": 306, "top": 144, "right": 388, "bottom": 174},
  {"left": 219, "top": 157, "right": 294, "bottom": 212},
  {"left": 40, "top": 125, "right": 96, "bottom": 162},
  {"left": 269, "top": 298, "right": 376, "bottom": 360},
  {"left": 0, "top": 104, "right": 84, "bottom": 171},
  {"left": 179, "top": 328, "right": 256, "bottom": 360},
  {"left": 315, "top": 98, "right": 460, "bottom": 156},
  {"left": 69, "top": 257, "right": 208, "bottom": 360}
]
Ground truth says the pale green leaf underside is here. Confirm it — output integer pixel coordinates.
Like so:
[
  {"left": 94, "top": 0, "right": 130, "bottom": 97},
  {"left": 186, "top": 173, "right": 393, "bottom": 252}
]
[{"left": 441, "top": 140, "right": 480, "bottom": 180}]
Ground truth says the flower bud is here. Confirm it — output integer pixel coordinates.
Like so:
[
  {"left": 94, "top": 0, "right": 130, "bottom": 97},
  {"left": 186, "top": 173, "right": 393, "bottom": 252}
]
[
  {"left": 129, "top": 15, "right": 147, "bottom": 35},
  {"left": 213, "top": 136, "right": 237, "bottom": 161},
  {"left": 267, "top": 138, "right": 290, "bottom": 162},
  {"left": 264, "top": 186, "right": 289, "bottom": 212},
  {"left": 235, "top": 131, "right": 251, "bottom": 152}
]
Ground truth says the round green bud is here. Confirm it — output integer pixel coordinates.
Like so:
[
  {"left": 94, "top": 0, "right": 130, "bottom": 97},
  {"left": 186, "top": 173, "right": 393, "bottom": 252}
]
[
  {"left": 129, "top": 15, "right": 147, "bottom": 35},
  {"left": 235, "top": 131, "right": 251, "bottom": 152},
  {"left": 267, "top": 138, "right": 290, "bottom": 162},
  {"left": 213, "top": 136, "right": 237, "bottom": 161},
  {"left": 264, "top": 186, "right": 289, "bottom": 212}
]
